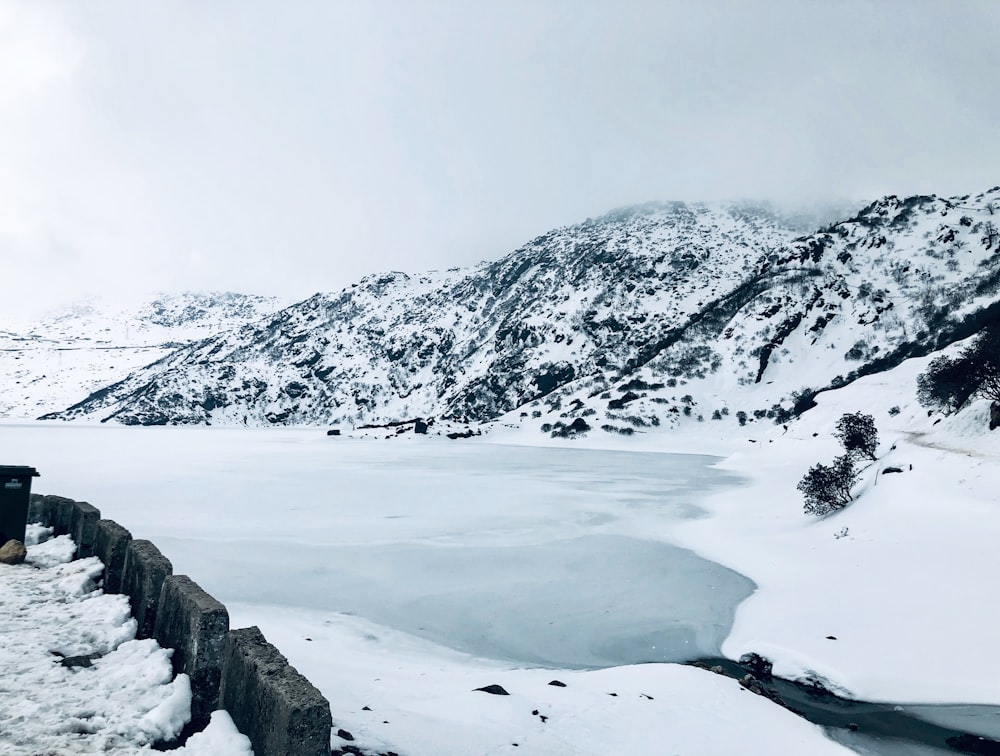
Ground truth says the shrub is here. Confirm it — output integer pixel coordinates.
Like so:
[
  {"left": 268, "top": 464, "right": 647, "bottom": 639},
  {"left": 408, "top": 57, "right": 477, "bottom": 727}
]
[
  {"left": 917, "top": 324, "right": 1000, "bottom": 413},
  {"left": 888, "top": 405, "right": 901, "bottom": 416},
  {"left": 834, "top": 412, "right": 879, "bottom": 460},
  {"left": 917, "top": 355, "right": 981, "bottom": 413},
  {"left": 798, "top": 455, "right": 858, "bottom": 516},
  {"left": 736, "top": 411, "right": 748, "bottom": 426}
]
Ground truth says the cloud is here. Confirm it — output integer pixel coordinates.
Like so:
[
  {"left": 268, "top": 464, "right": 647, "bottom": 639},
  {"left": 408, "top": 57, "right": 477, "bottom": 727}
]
[{"left": 2, "top": 0, "right": 999, "bottom": 319}]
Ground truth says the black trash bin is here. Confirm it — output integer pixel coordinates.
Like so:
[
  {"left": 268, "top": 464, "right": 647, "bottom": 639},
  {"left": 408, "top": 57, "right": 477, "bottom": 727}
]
[{"left": 0, "top": 466, "right": 40, "bottom": 545}]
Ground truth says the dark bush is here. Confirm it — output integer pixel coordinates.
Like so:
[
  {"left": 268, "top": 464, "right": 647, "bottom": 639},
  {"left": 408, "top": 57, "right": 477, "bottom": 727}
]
[
  {"left": 798, "top": 455, "right": 858, "bottom": 516},
  {"left": 834, "top": 412, "right": 879, "bottom": 460},
  {"left": 917, "top": 355, "right": 981, "bottom": 413}
]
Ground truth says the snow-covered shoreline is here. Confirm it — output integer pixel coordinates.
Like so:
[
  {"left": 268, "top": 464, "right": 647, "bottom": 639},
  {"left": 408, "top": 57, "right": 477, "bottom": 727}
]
[{"left": 0, "top": 530, "right": 252, "bottom": 755}]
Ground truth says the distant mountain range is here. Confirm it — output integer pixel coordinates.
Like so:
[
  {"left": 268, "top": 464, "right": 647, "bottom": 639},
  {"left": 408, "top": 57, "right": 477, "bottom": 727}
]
[
  {"left": 10, "top": 188, "right": 1000, "bottom": 436},
  {"left": 0, "top": 292, "right": 285, "bottom": 418}
]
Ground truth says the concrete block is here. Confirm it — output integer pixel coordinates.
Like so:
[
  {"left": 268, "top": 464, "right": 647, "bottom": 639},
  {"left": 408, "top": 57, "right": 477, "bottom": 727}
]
[
  {"left": 70, "top": 501, "right": 101, "bottom": 558},
  {"left": 27, "top": 493, "right": 46, "bottom": 525},
  {"left": 154, "top": 575, "right": 229, "bottom": 727},
  {"left": 43, "top": 495, "right": 76, "bottom": 536},
  {"left": 220, "top": 626, "right": 332, "bottom": 756},
  {"left": 94, "top": 519, "right": 132, "bottom": 594},
  {"left": 122, "top": 539, "right": 172, "bottom": 639}
]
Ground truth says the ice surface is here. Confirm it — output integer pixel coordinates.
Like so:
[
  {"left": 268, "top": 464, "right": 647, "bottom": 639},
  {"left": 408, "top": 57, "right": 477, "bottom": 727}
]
[
  {"left": 4, "top": 422, "right": 751, "bottom": 667},
  {"left": 161, "top": 534, "right": 753, "bottom": 667}
]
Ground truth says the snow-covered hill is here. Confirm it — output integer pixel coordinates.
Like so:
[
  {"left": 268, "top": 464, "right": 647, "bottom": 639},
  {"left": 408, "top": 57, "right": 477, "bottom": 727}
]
[
  {"left": 37, "top": 188, "right": 1000, "bottom": 431},
  {"left": 0, "top": 292, "right": 285, "bottom": 418}
]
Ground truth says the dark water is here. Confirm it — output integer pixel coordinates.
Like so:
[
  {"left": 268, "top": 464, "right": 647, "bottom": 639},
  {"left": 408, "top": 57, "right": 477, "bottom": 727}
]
[{"left": 694, "top": 657, "right": 1000, "bottom": 755}]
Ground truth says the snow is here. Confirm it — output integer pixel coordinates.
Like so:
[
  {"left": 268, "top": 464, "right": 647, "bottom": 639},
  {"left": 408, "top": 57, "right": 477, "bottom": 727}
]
[
  {"left": 1, "top": 421, "right": 851, "bottom": 754},
  {"left": 229, "top": 604, "right": 848, "bottom": 756},
  {"left": 5, "top": 345, "right": 1000, "bottom": 751},
  {"left": 669, "top": 356, "right": 1000, "bottom": 707},
  {"left": 0, "top": 530, "right": 253, "bottom": 754}
]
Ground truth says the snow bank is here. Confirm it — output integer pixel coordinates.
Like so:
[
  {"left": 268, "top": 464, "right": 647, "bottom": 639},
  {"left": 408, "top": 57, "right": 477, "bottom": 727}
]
[
  {"left": 231, "top": 603, "right": 849, "bottom": 756},
  {"left": 0, "top": 535, "right": 197, "bottom": 754}
]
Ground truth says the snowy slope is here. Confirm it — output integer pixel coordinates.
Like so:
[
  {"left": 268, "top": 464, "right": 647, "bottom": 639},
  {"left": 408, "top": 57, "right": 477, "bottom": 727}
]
[
  {"left": 0, "top": 292, "right": 285, "bottom": 418},
  {"left": 41, "top": 188, "right": 1000, "bottom": 430}
]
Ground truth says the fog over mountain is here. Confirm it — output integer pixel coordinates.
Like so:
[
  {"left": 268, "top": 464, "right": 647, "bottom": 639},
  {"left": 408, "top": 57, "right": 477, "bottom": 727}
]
[{"left": 2, "top": 1, "right": 998, "bottom": 320}]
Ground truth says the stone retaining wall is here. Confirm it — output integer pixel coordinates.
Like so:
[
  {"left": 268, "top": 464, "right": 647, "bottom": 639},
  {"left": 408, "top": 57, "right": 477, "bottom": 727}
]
[{"left": 27, "top": 493, "right": 333, "bottom": 755}]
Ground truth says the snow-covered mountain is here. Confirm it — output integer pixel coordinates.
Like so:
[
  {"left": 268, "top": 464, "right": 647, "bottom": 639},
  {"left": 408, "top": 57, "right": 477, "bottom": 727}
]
[
  {"left": 0, "top": 292, "right": 286, "bottom": 418},
  {"left": 36, "top": 189, "right": 1000, "bottom": 432}
]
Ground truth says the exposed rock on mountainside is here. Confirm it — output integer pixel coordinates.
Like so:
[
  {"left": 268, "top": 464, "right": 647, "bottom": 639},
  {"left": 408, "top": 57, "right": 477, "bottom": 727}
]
[{"left": 37, "top": 189, "right": 1000, "bottom": 433}]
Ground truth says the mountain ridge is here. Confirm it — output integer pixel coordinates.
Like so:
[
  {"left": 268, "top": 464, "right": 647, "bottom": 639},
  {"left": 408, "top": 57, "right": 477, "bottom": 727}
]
[{"left": 27, "top": 188, "right": 1000, "bottom": 435}]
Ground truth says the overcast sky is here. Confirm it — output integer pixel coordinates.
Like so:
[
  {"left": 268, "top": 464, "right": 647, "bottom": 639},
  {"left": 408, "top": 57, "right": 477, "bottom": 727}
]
[{"left": 2, "top": 0, "right": 998, "bottom": 319}]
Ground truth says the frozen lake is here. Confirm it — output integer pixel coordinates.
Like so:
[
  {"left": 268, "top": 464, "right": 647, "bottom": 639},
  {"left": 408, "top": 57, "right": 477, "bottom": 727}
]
[{"left": 3, "top": 423, "right": 753, "bottom": 667}]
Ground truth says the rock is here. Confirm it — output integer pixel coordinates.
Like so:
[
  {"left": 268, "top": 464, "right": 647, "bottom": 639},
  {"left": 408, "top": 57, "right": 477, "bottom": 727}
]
[
  {"left": 991, "top": 402, "right": 1000, "bottom": 431},
  {"left": 474, "top": 684, "right": 510, "bottom": 695},
  {"left": 738, "top": 652, "right": 773, "bottom": 680},
  {"left": 547, "top": 680, "right": 566, "bottom": 687},
  {"left": 414, "top": 419, "right": 428, "bottom": 434},
  {"left": 882, "top": 466, "right": 903, "bottom": 474},
  {"left": 0, "top": 539, "right": 26, "bottom": 565},
  {"left": 337, "top": 728, "right": 355, "bottom": 742},
  {"left": 326, "top": 429, "right": 341, "bottom": 436},
  {"left": 59, "top": 652, "right": 102, "bottom": 669}
]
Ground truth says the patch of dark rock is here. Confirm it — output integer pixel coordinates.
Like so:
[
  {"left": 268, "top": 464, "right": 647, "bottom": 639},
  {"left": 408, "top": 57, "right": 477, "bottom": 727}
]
[
  {"left": 607, "top": 391, "right": 639, "bottom": 410},
  {"left": 414, "top": 419, "right": 428, "bottom": 434},
  {"left": 739, "top": 674, "right": 785, "bottom": 706},
  {"left": 331, "top": 747, "right": 400, "bottom": 756},
  {"left": 326, "top": 429, "right": 341, "bottom": 436},
  {"left": 738, "top": 652, "right": 773, "bottom": 680},
  {"left": 640, "top": 693, "right": 654, "bottom": 700},
  {"left": 362, "top": 706, "right": 372, "bottom": 711},
  {"left": 447, "top": 429, "right": 480, "bottom": 440},
  {"left": 826, "top": 636, "right": 837, "bottom": 640},
  {"left": 548, "top": 680, "right": 566, "bottom": 687},
  {"left": 882, "top": 466, "right": 903, "bottom": 474},
  {"left": 59, "top": 652, "right": 103, "bottom": 669},
  {"left": 337, "top": 728, "right": 355, "bottom": 741},
  {"left": 474, "top": 684, "right": 510, "bottom": 696},
  {"left": 607, "top": 692, "right": 617, "bottom": 697}
]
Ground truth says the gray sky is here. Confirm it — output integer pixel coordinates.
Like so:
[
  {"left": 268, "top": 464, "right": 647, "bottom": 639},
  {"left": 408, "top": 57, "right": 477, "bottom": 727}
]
[{"left": 2, "top": 0, "right": 998, "bottom": 319}]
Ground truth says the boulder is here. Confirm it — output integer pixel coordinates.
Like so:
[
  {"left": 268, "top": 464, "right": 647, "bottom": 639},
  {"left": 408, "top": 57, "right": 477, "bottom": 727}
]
[
  {"left": 738, "top": 652, "right": 773, "bottom": 680},
  {"left": 991, "top": 401, "right": 1000, "bottom": 431},
  {"left": 473, "top": 684, "right": 510, "bottom": 695},
  {"left": 0, "top": 539, "right": 26, "bottom": 565}
]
